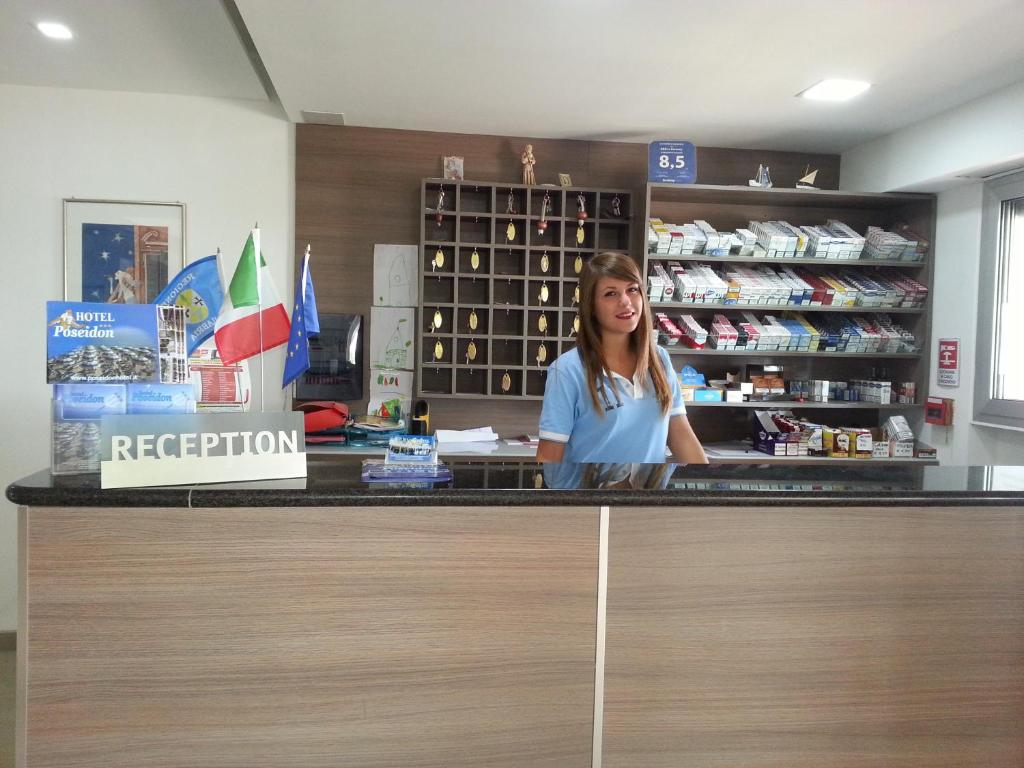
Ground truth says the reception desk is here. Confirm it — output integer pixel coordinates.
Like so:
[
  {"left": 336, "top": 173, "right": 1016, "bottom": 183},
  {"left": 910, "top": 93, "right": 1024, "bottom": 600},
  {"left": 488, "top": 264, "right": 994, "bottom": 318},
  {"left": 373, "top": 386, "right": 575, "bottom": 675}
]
[{"left": 8, "top": 460, "right": 1024, "bottom": 767}]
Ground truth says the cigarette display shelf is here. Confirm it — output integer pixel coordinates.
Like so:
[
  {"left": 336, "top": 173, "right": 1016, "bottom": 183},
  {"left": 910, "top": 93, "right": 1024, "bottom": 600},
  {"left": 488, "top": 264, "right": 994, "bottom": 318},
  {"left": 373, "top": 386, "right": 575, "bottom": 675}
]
[
  {"left": 686, "top": 401, "right": 919, "bottom": 410},
  {"left": 644, "top": 182, "right": 936, "bottom": 455},
  {"left": 703, "top": 441, "right": 939, "bottom": 466},
  {"left": 648, "top": 253, "right": 926, "bottom": 269},
  {"left": 651, "top": 301, "right": 924, "bottom": 314},
  {"left": 665, "top": 349, "right": 921, "bottom": 358},
  {"left": 419, "top": 178, "right": 633, "bottom": 400}
]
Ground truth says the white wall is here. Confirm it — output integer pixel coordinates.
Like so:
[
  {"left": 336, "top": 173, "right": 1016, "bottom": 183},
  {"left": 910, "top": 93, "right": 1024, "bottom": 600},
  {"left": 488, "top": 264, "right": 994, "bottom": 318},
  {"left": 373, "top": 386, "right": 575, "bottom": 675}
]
[
  {"left": 0, "top": 83, "right": 294, "bottom": 631},
  {"left": 841, "top": 79, "right": 1024, "bottom": 193},
  {"left": 841, "top": 78, "right": 1024, "bottom": 467}
]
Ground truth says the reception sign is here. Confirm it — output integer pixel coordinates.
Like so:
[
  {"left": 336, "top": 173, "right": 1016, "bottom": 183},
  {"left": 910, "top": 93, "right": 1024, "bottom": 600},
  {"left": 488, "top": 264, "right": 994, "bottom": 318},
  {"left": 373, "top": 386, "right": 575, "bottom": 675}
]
[{"left": 100, "top": 411, "right": 305, "bottom": 488}]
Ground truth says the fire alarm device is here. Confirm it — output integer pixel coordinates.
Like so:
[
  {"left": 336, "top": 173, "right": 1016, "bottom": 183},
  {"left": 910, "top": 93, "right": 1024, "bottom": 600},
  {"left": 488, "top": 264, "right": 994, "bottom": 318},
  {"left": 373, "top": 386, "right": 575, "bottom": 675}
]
[{"left": 925, "top": 396, "right": 954, "bottom": 426}]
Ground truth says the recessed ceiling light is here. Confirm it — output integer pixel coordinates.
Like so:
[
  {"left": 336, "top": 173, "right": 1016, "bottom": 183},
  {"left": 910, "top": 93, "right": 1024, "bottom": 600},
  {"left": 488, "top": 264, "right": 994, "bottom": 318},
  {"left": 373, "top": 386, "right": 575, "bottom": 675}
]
[
  {"left": 798, "top": 79, "right": 871, "bottom": 102},
  {"left": 36, "top": 21, "right": 73, "bottom": 40}
]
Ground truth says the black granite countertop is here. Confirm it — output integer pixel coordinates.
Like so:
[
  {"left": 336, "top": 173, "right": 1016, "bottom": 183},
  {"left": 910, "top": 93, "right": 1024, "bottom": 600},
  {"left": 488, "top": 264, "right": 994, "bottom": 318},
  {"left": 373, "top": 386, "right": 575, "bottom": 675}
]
[{"left": 8, "top": 457, "right": 1024, "bottom": 507}]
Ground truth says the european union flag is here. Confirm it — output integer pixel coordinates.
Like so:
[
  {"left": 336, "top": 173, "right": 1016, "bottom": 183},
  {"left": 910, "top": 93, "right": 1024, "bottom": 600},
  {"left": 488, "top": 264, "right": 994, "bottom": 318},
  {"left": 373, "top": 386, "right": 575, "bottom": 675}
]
[
  {"left": 153, "top": 255, "right": 224, "bottom": 354},
  {"left": 283, "top": 252, "right": 320, "bottom": 388},
  {"left": 301, "top": 252, "right": 319, "bottom": 335}
]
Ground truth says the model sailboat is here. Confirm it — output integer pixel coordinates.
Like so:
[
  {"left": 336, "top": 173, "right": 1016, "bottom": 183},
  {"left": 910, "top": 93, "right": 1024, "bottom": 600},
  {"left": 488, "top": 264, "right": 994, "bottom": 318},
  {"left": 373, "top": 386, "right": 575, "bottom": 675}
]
[
  {"left": 748, "top": 164, "right": 773, "bottom": 188},
  {"left": 796, "top": 165, "right": 819, "bottom": 189}
]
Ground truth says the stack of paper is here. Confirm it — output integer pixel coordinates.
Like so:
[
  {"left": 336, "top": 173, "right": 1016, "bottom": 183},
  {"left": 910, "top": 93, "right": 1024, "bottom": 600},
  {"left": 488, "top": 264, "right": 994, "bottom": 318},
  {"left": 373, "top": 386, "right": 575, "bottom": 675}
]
[{"left": 435, "top": 427, "right": 499, "bottom": 443}]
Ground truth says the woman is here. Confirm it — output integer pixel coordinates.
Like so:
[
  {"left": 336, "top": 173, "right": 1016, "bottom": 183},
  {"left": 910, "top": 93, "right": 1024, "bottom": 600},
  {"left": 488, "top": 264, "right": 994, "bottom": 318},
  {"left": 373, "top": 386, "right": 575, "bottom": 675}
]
[{"left": 536, "top": 252, "right": 708, "bottom": 464}]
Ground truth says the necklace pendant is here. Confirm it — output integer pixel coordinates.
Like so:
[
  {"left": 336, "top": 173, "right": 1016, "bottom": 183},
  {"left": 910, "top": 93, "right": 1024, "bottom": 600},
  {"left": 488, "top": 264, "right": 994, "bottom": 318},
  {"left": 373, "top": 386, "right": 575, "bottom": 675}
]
[
  {"left": 433, "top": 340, "right": 444, "bottom": 360},
  {"left": 468, "top": 309, "right": 478, "bottom": 331},
  {"left": 538, "top": 313, "right": 548, "bottom": 333},
  {"left": 432, "top": 309, "right": 443, "bottom": 330},
  {"left": 506, "top": 221, "right": 516, "bottom": 241},
  {"left": 467, "top": 340, "right": 477, "bottom": 361},
  {"left": 540, "top": 253, "right": 550, "bottom": 273},
  {"left": 470, "top": 248, "right": 480, "bottom": 271},
  {"left": 501, "top": 371, "right": 512, "bottom": 392},
  {"left": 434, "top": 248, "right": 445, "bottom": 268},
  {"left": 574, "top": 254, "right": 583, "bottom": 274}
]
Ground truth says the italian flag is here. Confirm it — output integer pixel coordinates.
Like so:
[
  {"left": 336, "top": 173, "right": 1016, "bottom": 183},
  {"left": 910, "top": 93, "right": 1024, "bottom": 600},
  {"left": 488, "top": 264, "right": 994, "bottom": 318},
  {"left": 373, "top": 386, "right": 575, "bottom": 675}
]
[{"left": 214, "top": 229, "right": 291, "bottom": 365}]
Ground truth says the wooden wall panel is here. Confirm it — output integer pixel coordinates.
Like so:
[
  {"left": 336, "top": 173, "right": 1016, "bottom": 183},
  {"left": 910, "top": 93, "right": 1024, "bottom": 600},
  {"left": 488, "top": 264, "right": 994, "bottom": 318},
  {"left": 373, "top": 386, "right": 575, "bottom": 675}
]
[
  {"left": 295, "top": 125, "right": 838, "bottom": 430},
  {"left": 603, "top": 505, "right": 1024, "bottom": 768},
  {"left": 23, "top": 505, "right": 600, "bottom": 768}
]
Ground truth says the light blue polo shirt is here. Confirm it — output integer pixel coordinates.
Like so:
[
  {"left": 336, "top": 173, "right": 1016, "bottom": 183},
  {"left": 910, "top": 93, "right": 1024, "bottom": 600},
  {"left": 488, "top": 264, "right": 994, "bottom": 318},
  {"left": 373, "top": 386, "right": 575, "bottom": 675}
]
[{"left": 538, "top": 345, "right": 686, "bottom": 462}]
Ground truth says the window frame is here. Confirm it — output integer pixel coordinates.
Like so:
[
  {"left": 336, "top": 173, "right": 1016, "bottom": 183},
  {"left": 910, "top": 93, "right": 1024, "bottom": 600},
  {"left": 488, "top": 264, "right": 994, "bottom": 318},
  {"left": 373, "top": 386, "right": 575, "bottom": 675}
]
[{"left": 974, "top": 170, "right": 1024, "bottom": 429}]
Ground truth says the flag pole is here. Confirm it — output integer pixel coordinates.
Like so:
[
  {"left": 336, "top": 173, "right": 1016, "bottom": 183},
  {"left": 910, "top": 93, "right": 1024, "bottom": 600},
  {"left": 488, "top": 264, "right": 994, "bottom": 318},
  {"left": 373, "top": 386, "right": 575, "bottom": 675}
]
[{"left": 253, "top": 223, "right": 264, "bottom": 413}]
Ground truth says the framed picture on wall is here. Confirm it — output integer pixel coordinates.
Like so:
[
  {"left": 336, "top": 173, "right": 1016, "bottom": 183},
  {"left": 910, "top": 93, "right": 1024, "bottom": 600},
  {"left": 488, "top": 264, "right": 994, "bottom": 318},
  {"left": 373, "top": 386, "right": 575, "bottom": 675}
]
[{"left": 63, "top": 198, "right": 186, "bottom": 303}]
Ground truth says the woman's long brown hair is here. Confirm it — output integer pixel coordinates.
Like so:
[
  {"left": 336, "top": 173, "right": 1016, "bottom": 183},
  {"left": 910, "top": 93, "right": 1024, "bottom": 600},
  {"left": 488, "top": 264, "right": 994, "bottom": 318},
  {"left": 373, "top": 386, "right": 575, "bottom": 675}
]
[{"left": 576, "top": 252, "right": 672, "bottom": 415}]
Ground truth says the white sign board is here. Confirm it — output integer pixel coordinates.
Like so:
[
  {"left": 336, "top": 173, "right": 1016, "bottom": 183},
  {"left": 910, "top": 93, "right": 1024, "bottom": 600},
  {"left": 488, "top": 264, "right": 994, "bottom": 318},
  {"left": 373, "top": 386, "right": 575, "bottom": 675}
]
[{"left": 100, "top": 412, "right": 306, "bottom": 489}]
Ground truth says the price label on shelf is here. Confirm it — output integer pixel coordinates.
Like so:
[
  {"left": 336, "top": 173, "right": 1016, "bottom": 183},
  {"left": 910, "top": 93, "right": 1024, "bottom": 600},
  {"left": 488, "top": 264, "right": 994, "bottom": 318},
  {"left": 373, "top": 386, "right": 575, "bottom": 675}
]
[{"left": 648, "top": 141, "right": 696, "bottom": 184}]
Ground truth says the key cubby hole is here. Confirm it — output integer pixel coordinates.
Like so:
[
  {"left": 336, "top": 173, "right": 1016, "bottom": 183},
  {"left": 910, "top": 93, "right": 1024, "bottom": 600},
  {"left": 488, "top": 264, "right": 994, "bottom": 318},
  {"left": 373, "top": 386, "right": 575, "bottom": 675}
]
[
  {"left": 420, "top": 366, "right": 453, "bottom": 395},
  {"left": 491, "top": 368, "right": 523, "bottom": 396},
  {"left": 456, "top": 337, "right": 489, "bottom": 366},
  {"left": 422, "top": 305, "right": 454, "bottom": 334},
  {"left": 491, "top": 307, "right": 525, "bottom": 336},
  {"left": 422, "top": 275, "right": 455, "bottom": 304},
  {"left": 422, "top": 335, "right": 453, "bottom": 365},
  {"left": 491, "top": 338, "right": 524, "bottom": 367},
  {"left": 457, "top": 307, "right": 489, "bottom": 335},
  {"left": 459, "top": 185, "right": 492, "bottom": 213},
  {"left": 457, "top": 277, "right": 490, "bottom": 305},
  {"left": 457, "top": 246, "right": 490, "bottom": 275},
  {"left": 530, "top": 189, "right": 562, "bottom": 217},
  {"left": 455, "top": 367, "right": 489, "bottom": 396},
  {"left": 460, "top": 217, "right": 492, "bottom": 245},
  {"left": 493, "top": 249, "right": 526, "bottom": 276},
  {"left": 424, "top": 245, "right": 454, "bottom": 274},
  {"left": 526, "top": 369, "right": 550, "bottom": 397},
  {"left": 528, "top": 249, "right": 561, "bottom": 277},
  {"left": 492, "top": 277, "right": 525, "bottom": 306}
]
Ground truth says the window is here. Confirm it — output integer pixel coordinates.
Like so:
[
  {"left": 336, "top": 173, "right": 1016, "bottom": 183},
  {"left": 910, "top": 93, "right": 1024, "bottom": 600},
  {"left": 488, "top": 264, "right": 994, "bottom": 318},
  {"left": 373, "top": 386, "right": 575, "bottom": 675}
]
[{"left": 975, "top": 171, "right": 1024, "bottom": 428}]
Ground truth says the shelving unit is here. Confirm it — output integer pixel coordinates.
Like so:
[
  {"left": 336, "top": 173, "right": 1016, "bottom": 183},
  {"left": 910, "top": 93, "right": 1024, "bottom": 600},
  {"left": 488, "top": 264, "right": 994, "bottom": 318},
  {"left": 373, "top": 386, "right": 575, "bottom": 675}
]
[
  {"left": 418, "top": 178, "right": 633, "bottom": 400},
  {"left": 643, "top": 182, "right": 936, "bottom": 456}
]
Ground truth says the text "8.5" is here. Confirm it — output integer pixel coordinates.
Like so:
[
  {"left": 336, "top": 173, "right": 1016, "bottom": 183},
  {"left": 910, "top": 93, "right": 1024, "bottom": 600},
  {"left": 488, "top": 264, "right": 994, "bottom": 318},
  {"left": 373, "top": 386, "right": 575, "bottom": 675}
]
[{"left": 658, "top": 154, "right": 686, "bottom": 169}]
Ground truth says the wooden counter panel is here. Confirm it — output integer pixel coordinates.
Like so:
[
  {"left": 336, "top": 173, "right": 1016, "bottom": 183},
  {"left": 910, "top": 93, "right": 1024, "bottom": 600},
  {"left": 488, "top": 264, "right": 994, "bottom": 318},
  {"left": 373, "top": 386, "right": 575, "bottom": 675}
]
[
  {"left": 22, "top": 505, "right": 600, "bottom": 768},
  {"left": 603, "top": 506, "right": 1024, "bottom": 768}
]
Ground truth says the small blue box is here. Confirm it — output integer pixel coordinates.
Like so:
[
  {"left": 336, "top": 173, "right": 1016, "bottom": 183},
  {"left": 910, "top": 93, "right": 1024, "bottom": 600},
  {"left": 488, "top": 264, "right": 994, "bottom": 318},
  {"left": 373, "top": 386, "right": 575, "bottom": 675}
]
[{"left": 693, "top": 388, "right": 724, "bottom": 402}]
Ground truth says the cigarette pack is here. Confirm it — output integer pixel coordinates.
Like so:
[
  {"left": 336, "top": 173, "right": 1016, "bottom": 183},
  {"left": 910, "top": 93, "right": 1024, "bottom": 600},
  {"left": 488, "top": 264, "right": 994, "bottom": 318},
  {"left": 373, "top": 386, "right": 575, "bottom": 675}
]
[
  {"left": 735, "top": 228, "right": 757, "bottom": 256},
  {"left": 826, "top": 220, "right": 866, "bottom": 260},
  {"left": 652, "top": 263, "right": 676, "bottom": 300},
  {"left": 677, "top": 314, "right": 708, "bottom": 348},
  {"left": 655, "top": 313, "right": 683, "bottom": 345}
]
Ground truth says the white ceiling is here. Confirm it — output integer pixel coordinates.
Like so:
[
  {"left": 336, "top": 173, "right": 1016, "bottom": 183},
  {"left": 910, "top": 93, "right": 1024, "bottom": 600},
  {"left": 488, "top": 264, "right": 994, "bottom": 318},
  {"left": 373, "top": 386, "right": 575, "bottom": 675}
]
[
  {"left": 3, "top": 0, "right": 1024, "bottom": 154},
  {"left": 0, "top": 0, "right": 267, "bottom": 101}
]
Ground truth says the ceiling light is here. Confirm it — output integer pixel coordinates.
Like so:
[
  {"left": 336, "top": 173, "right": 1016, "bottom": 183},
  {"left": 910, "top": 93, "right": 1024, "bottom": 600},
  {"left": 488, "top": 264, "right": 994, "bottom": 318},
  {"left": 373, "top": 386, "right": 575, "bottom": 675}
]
[
  {"left": 798, "top": 79, "right": 870, "bottom": 102},
  {"left": 36, "top": 21, "right": 73, "bottom": 40}
]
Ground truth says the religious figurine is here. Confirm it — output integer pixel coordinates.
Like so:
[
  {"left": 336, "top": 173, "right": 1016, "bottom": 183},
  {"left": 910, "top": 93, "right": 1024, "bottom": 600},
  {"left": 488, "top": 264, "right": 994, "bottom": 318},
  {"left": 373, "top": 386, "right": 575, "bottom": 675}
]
[{"left": 521, "top": 144, "right": 536, "bottom": 186}]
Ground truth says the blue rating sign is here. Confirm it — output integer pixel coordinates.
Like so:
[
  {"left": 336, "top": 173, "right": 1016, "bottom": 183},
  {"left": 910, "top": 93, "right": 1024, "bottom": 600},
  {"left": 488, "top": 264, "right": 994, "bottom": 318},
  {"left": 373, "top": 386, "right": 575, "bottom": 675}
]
[{"left": 648, "top": 141, "right": 696, "bottom": 184}]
